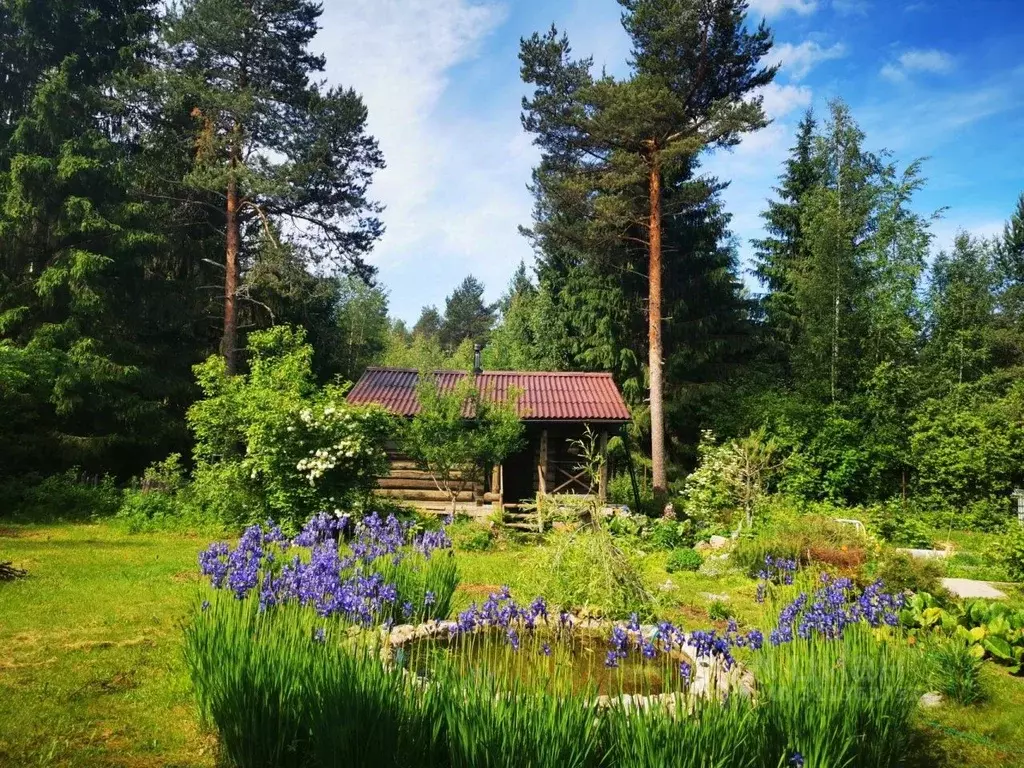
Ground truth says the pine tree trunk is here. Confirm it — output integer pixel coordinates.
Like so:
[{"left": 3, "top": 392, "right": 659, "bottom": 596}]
[
  {"left": 648, "top": 148, "right": 667, "bottom": 495},
  {"left": 223, "top": 170, "right": 240, "bottom": 375}
]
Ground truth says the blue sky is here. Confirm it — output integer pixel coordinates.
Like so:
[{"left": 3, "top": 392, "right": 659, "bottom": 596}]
[{"left": 317, "top": 0, "right": 1024, "bottom": 323}]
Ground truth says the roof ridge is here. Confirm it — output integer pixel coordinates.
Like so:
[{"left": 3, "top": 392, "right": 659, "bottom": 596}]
[{"left": 361, "top": 367, "right": 615, "bottom": 377}]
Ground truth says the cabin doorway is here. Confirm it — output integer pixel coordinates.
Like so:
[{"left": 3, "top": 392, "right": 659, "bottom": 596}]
[{"left": 501, "top": 434, "right": 537, "bottom": 504}]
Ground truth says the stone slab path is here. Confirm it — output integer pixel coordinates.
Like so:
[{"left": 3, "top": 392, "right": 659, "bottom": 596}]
[{"left": 940, "top": 578, "right": 1007, "bottom": 599}]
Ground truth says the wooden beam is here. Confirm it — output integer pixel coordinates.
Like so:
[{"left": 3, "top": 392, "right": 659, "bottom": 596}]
[
  {"left": 599, "top": 430, "right": 609, "bottom": 503},
  {"left": 538, "top": 429, "right": 548, "bottom": 496}
]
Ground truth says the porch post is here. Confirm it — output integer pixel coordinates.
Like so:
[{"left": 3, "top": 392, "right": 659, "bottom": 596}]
[
  {"left": 598, "top": 430, "right": 609, "bottom": 503},
  {"left": 538, "top": 429, "right": 548, "bottom": 496}
]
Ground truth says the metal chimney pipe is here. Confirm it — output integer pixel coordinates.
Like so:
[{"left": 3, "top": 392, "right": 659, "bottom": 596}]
[{"left": 473, "top": 343, "right": 483, "bottom": 375}]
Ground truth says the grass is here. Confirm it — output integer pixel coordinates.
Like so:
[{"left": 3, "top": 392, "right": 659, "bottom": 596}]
[
  {"left": 2, "top": 520, "right": 1024, "bottom": 766},
  {"left": 0, "top": 522, "right": 215, "bottom": 767}
]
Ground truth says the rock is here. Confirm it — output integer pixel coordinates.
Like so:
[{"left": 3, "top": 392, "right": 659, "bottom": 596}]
[
  {"left": 940, "top": 578, "right": 1007, "bottom": 600},
  {"left": 708, "top": 535, "right": 729, "bottom": 550},
  {"left": 898, "top": 548, "right": 949, "bottom": 560},
  {"left": 919, "top": 692, "right": 943, "bottom": 709},
  {"left": 658, "top": 579, "right": 677, "bottom": 592}
]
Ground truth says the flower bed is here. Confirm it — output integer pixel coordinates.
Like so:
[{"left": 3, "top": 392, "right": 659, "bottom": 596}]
[{"left": 186, "top": 514, "right": 925, "bottom": 768}]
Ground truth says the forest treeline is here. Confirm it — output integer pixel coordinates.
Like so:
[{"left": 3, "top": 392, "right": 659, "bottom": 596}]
[{"left": 2, "top": 0, "right": 1023, "bottom": 527}]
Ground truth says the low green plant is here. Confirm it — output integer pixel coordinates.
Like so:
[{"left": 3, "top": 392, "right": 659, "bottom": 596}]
[
  {"left": 540, "top": 523, "right": 657, "bottom": 619},
  {"left": 873, "top": 551, "right": 946, "bottom": 595},
  {"left": 707, "top": 599, "right": 733, "bottom": 621},
  {"left": 447, "top": 518, "right": 495, "bottom": 551},
  {"left": 645, "top": 518, "right": 694, "bottom": 550},
  {"left": 185, "top": 594, "right": 440, "bottom": 768},
  {"left": 602, "top": 695, "right": 757, "bottom": 768},
  {"left": 900, "top": 593, "right": 1024, "bottom": 674},
  {"left": 665, "top": 547, "right": 702, "bottom": 573},
  {"left": 925, "top": 635, "right": 987, "bottom": 705},
  {"left": 0, "top": 470, "right": 121, "bottom": 523},
  {"left": 869, "top": 499, "right": 933, "bottom": 548},
  {"left": 116, "top": 455, "right": 226, "bottom": 533},
  {"left": 1001, "top": 525, "right": 1024, "bottom": 582},
  {"left": 731, "top": 510, "right": 870, "bottom": 577}
]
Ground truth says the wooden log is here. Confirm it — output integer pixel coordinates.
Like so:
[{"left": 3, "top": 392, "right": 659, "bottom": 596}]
[
  {"left": 385, "top": 469, "right": 470, "bottom": 481},
  {"left": 377, "top": 477, "right": 450, "bottom": 491},
  {"left": 376, "top": 489, "right": 477, "bottom": 502}
]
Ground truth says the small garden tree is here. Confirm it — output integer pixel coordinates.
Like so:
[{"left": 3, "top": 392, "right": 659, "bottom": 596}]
[
  {"left": 187, "top": 326, "right": 394, "bottom": 528},
  {"left": 404, "top": 375, "right": 525, "bottom": 513}
]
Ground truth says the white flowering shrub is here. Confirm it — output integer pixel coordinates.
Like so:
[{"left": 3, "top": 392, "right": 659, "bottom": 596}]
[
  {"left": 187, "top": 326, "right": 394, "bottom": 529},
  {"left": 679, "top": 430, "right": 740, "bottom": 532}
]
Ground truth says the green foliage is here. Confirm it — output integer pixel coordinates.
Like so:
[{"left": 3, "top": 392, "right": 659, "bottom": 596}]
[
  {"left": 901, "top": 593, "right": 1024, "bottom": 674},
  {"left": 874, "top": 552, "right": 945, "bottom": 596},
  {"left": 754, "top": 629, "right": 923, "bottom": 768},
  {"left": 403, "top": 374, "right": 524, "bottom": 512},
  {"left": 679, "top": 430, "right": 739, "bottom": 531},
  {"left": 439, "top": 275, "right": 496, "bottom": 353},
  {"left": 730, "top": 504, "right": 870, "bottom": 576},
  {"left": 186, "top": 326, "right": 394, "bottom": 529},
  {"left": 115, "top": 454, "right": 216, "bottom": 533},
  {"left": 446, "top": 518, "right": 495, "bottom": 552},
  {"left": 665, "top": 547, "right": 702, "bottom": 573},
  {"left": 925, "top": 636, "right": 987, "bottom": 705},
  {"left": 0, "top": 470, "right": 121, "bottom": 523},
  {"left": 707, "top": 600, "right": 733, "bottom": 621},
  {"left": 540, "top": 524, "right": 657, "bottom": 619},
  {"left": 869, "top": 499, "right": 933, "bottom": 548},
  {"left": 1001, "top": 526, "right": 1024, "bottom": 582},
  {"left": 602, "top": 696, "right": 756, "bottom": 768},
  {"left": 645, "top": 518, "right": 694, "bottom": 550}
]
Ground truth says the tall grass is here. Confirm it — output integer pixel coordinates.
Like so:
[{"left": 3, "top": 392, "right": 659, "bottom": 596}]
[
  {"left": 186, "top": 594, "right": 925, "bottom": 768},
  {"left": 603, "top": 695, "right": 758, "bottom": 768},
  {"left": 754, "top": 627, "right": 923, "bottom": 768}
]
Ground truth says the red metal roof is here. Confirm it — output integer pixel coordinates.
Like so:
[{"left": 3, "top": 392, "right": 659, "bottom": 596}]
[{"left": 347, "top": 368, "right": 631, "bottom": 422}]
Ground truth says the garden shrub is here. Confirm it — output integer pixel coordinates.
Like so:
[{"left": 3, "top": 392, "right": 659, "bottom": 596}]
[
  {"left": 868, "top": 498, "right": 932, "bottom": 548},
  {"left": 678, "top": 430, "right": 739, "bottom": 531},
  {"left": 731, "top": 508, "right": 871, "bottom": 577},
  {"left": 707, "top": 599, "right": 733, "bottom": 621},
  {"left": 665, "top": 547, "right": 702, "bottom": 573},
  {"left": 873, "top": 551, "right": 945, "bottom": 596},
  {"left": 116, "top": 454, "right": 226, "bottom": 533},
  {"left": 0, "top": 470, "right": 121, "bottom": 522},
  {"left": 1001, "top": 526, "right": 1024, "bottom": 582},
  {"left": 645, "top": 518, "right": 694, "bottom": 550},
  {"left": 540, "top": 524, "right": 657, "bottom": 619},
  {"left": 186, "top": 326, "right": 395, "bottom": 531}
]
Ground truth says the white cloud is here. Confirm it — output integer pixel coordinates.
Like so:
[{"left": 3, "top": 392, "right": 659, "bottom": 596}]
[
  {"left": 316, "top": 0, "right": 541, "bottom": 321},
  {"left": 765, "top": 41, "right": 847, "bottom": 81},
  {"left": 758, "top": 83, "right": 814, "bottom": 119},
  {"left": 881, "top": 48, "right": 955, "bottom": 81},
  {"left": 747, "top": 0, "right": 818, "bottom": 17}
]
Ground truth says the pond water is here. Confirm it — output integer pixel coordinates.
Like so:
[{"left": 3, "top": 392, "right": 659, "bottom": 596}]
[{"left": 395, "top": 631, "right": 692, "bottom": 696}]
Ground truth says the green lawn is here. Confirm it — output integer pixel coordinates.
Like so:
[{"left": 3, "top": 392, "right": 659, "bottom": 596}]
[{"left": 2, "top": 522, "right": 1024, "bottom": 767}]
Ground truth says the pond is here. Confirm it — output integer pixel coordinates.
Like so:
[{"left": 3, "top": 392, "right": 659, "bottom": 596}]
[{"left": 394, "top": 630, "right": 694, "bottom": 696}]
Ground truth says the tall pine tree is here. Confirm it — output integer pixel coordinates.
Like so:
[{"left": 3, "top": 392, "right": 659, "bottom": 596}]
[
  {"left": 520, "top": 0, "right": 775, "bottom": 493},
  {"left": 162, "top": 0, "right": 384, "bottom": 373}
]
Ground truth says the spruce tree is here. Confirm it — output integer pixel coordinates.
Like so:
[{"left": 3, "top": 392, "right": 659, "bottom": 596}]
[
  {"left": 753, "top": 109, "right": 819, "bottom": 354},
  {"left": 521, "top": 0, "right": 774, "bottom": 492},
  {"left": 413, "top": 306, "right": 443, "bottom": 340},
  {"left": 162, "top": 0, "right": 384, "bottom": 373},
  {"left": 439, "top": 275, "right": 496, "bottom": 353}
]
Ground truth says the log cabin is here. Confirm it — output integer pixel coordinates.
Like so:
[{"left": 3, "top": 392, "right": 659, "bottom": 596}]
[{"left": 346, "top": 362, "right": 631, "bottom": 516}]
